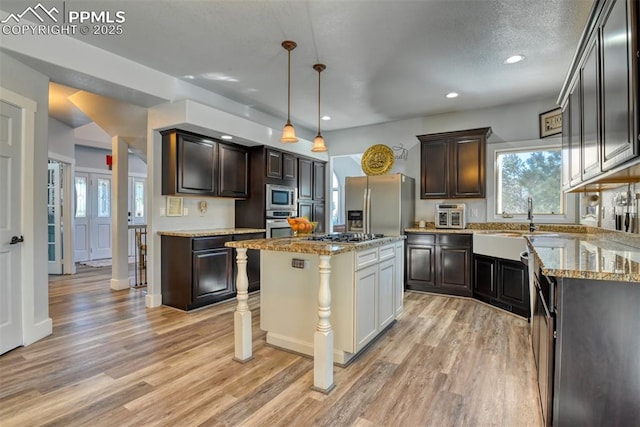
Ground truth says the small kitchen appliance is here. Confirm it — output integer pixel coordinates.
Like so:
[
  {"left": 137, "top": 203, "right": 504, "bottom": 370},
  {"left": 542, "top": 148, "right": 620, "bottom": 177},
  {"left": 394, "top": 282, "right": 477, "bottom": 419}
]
[
  {"left": 435, "top": 203, "right": 466, "bottom": 229},
  {"left": 265, "top": 183, "right": 297, "bottom": 212}
]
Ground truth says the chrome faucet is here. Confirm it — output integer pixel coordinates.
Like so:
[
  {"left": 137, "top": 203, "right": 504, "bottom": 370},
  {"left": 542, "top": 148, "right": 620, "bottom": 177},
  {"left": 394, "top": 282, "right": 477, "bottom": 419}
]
[{"left": 527, "top": 197, "right": 536, "bottom": 232}]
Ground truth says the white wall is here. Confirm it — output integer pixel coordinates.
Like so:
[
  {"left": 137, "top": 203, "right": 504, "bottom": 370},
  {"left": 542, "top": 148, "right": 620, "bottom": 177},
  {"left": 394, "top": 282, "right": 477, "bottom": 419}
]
[
  {"left": 0, "top": 51, "right": 52, "bottom": 342},
  {"left": 326, "top": 97, "right": 579, "bottom": 224}
]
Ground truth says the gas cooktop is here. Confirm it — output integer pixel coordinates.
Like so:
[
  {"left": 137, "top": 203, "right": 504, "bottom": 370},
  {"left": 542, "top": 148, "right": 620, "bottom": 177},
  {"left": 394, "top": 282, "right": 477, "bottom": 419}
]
[{"left": 304, "top": 232, "right": 385, "bottom": 243}]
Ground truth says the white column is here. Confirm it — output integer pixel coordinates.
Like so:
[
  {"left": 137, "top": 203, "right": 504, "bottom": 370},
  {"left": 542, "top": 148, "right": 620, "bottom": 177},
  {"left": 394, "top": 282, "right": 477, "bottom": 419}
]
[
  {"left": 233, "top": 248, "right": 253, "bottom": 362},
  {"left": 313, "top": 254, "right": 335, "bottom": 393},
  {"left": 110, "top": 136, "right": 129, "bottom": 290}
]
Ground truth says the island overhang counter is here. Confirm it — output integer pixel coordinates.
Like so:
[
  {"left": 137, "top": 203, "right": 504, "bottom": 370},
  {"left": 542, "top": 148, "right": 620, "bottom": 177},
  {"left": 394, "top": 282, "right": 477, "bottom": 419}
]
[{"left": 225, "top": 235, "right": 406, "bottom": 393}]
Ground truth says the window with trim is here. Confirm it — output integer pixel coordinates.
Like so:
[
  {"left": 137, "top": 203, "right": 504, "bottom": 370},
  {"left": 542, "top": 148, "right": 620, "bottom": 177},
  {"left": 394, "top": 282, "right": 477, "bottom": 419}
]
[
  {"left": 331, "top": 171, "right": 341, "bottom": 225},
  {"left": 496, "top": 147, "right": 563, "bottom": 215}
]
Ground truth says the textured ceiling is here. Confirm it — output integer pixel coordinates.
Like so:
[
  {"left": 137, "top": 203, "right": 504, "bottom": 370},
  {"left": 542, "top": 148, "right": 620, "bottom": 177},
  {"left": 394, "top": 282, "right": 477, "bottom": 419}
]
[{"left": 1, "top": 0, "right": 594, "bottom": 133}]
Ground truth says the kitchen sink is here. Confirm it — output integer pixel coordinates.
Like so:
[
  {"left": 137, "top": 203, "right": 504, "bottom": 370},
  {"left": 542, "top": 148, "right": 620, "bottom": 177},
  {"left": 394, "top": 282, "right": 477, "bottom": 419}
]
[{"left": 473, "top": 230, "right": 557, "bottom": 261}]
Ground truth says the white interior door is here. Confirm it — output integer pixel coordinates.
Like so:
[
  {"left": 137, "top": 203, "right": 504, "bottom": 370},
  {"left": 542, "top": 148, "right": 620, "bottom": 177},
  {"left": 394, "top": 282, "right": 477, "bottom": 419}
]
[
  {"left": 91, "top": 174, "right": 112, "bottom": 260},
  {"left": 47, "top": 161, "right": 62, "bottom": 274},
  {"left": 74, "top": 172, "right": 89, "bottom": 262},
  {"left": 128, "top": 177, "right": 146, "bottom": 256},
  {"left": 0, "top": 100, "right": 23, "bottom": 354}
]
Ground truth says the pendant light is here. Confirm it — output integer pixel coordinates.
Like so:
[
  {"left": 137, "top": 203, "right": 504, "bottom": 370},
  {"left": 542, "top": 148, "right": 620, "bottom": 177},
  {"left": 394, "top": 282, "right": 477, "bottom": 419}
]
[
  {"left": 281, "top": 40, "right": 298, "bottom": 143},
  {"left": 311, "top": 63, "right": 327, "bottom": 152}
]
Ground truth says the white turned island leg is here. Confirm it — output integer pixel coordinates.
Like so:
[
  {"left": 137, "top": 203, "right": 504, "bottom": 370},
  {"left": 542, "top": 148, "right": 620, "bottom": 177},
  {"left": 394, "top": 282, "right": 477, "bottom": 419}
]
[
  {"left": 233, "top": 248, "right": 253, "bottom": 362},
  {"left": 313, "top": 254, "right": 335, "bottom": 393}
]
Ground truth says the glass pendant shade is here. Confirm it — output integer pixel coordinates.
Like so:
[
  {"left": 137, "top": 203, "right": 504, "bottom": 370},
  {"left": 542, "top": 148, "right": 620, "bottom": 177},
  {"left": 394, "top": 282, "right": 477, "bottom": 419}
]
[
  {"left": 281, "top": 121, "right": 298, "bottom": 143},
  {"left": 312, "top": 134, "right": 327, "bottom": 152},
  {"left": 281, "top": 41, "right": 298, "bottom": 143},
  {"left": 312, "top": 63, "right": 327, "bottom": 152}
]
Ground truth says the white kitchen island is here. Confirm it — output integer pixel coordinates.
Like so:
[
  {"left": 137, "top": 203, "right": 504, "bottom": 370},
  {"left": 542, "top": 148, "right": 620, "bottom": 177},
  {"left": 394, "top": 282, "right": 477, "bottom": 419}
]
[{"left": 225, "top": 235, "right": 405, "bottom": 393}]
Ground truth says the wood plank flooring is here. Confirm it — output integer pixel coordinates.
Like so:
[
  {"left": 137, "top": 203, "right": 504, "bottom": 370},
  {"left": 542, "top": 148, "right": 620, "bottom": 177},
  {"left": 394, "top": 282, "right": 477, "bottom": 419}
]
[{"left": 0, "top": 266, "right": 543, "bottom": 426}]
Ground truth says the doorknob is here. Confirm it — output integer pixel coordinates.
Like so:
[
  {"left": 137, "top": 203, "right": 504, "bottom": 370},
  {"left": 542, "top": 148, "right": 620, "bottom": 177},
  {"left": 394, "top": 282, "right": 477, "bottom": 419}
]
[{"left": 10, "top": 235, "right": 24, "bottom": 245}]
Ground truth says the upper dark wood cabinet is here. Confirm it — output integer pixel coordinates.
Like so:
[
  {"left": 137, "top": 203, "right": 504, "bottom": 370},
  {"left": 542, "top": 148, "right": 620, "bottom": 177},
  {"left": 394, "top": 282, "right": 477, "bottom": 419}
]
[
  {"left": 569, "top": 78, "right": 582, "bottom": 186},
  {"left": 266, "top": 148, "right": 296, "bottom": 182},
  {"left": 162, "top": 130, "right": 217, "bottom": 196},
  {"left": 581, "top": 36, "right": 601, "bottom": 181},
  {"left": 418, "top": 127, "right": 491, "bottom": 199},
  {"left": 561, "top": 103, "right": 571, "bottom": 189},
  {"left": 601, "top": 0, "right": 637, "bottom": 171},
  {"left": 298, "top": 158, "right": 313, "bottom": 199},
  {"left": 297, "top": 157, "right": 326, "bottom": 227},
  {"left": 283, "top": 153, "right": 297, "bottom": 181},
  {"left": 218, "top": 143, "right": 248, "bottom": 198},
  {"left": 559, "top": 0, "right": 639, "bottom": 190},
  {"left": 161, "top": 129, "right": 248, "bottom": 198},
  {"left": 266, "top": 148, "right": 283, "bottom": 179},
  {"left": 313, "top": 161, "right": 326, "bottom": 201}
]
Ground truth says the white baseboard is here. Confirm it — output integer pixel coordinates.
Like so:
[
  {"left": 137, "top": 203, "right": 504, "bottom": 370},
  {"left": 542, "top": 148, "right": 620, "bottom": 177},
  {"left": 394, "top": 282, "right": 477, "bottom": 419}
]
[{"left": 23, "top": 317, "right": 53, "bottom": 346}]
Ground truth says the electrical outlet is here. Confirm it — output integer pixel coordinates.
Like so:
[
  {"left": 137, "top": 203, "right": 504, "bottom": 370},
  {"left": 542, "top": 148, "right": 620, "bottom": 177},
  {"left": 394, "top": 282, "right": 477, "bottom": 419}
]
[
  {"left": 183, "top": 207, "right": 189, "bottom": 216},
  {"left": 160, "top": 207, "right": 166, "bottom": 216}
]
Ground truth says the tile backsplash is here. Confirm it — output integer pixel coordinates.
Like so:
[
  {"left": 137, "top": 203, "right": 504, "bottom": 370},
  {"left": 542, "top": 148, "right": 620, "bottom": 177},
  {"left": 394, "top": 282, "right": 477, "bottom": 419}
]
[{"left": 581, "top": 183, "right": 640, "bottom": 233}]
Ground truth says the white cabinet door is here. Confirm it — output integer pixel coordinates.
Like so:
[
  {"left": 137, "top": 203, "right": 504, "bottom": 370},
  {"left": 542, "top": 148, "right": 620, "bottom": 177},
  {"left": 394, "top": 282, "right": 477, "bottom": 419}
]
[
  {"left": 355, "top": 264, "right": 378, "bottom": 351},
  {"left": 395, "top": 242, "right": 404, "bottom": 316},
  {"left": 378, "top": 258, "right": 395, "bottom": 330}
]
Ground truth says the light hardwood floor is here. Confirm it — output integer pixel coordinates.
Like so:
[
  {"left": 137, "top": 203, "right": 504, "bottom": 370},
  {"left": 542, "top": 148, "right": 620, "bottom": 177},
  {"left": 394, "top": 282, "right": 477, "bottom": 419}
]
[{"left": 0, "top": 266, "right": 542, "bottom": 426}]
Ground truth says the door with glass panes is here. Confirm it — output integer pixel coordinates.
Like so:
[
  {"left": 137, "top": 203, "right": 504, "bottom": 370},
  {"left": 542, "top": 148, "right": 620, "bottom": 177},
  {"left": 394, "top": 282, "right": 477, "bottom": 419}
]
[{"left": 74, "top": 172, "right": 112, "bottom": 261}]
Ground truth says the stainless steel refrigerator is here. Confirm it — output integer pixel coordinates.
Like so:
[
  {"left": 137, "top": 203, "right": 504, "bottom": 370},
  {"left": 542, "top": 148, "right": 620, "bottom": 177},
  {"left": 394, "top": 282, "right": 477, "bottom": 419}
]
[{"left": 345, "top": 173, "right": 415, "bottom": 236}]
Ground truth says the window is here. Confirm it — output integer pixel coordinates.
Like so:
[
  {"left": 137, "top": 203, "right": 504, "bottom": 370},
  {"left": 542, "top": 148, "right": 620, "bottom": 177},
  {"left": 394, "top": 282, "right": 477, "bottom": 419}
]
[
  {"left": 496, "top": 147, "right": 562, "bottom": 215},
  {"left": 331, "top": 171, "right": 341, "bottom": 225},
  {"left": 75, "top": 176, "right": 87, "bottom": 218}
]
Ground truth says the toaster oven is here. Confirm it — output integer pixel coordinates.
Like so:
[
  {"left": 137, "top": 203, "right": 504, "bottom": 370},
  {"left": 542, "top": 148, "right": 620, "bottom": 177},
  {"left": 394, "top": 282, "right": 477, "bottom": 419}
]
[{"left": 435, "top": 203, "right": 466, "bottom": 229}]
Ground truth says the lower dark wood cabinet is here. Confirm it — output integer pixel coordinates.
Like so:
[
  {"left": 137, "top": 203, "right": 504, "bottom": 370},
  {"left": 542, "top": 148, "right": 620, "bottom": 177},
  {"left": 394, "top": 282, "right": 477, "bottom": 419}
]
[
  {"left": 473, "top": 254, "right": 529, "bottom": 318},
  {"left": 161, "top": 233, "right": 263, "bottom": 311},
  {"left": 406, "top": 233, "right": 472, "bottom": 297}
]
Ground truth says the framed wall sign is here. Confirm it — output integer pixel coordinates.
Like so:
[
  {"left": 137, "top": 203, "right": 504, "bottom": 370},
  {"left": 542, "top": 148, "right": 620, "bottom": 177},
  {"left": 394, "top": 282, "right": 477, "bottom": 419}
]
[{"left": 539, "top": 108, "right": 562, "bottom": 138}]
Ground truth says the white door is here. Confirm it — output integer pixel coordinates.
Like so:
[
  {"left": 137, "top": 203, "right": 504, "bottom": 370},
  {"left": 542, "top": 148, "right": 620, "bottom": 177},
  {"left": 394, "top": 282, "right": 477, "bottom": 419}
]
[
  {"left": 74, "top": 172, "right": 89, "bottom": 262},
  {"left": 91, "top": 174, "right": 112, "bottom": 260},
  {"left": 47, "top": 161, "right": 63, "bottom": 274},
  {"left": 0, "top": 100, "right": 23, "bottom": 354}
]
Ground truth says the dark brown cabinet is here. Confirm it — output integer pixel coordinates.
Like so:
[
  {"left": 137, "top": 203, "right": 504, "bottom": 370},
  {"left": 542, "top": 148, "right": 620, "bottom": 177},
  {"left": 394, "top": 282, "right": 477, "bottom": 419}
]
[
  {"left": 297, "top": 157, "right": 326, "bottom": 230},
  {"left": 552, "top": 276, "right": 640, "bottom": 425},
  {"left": 266, "top": 148, "right": 296, "bottom": 182},
  {"left": 161, "top": 129, "right": 248, "bottom": 198},
  {"left": 601, "top": 0, "right": 637, "bottom": 171},
  {"left": 581, "top": 36, "right": 600, "bottom": 181},
  {"left": 569, "top": 79, "right": 582, "bottom": 186},
  {"left": 560, "top": 0, "right": 639, "bottom": 190},
  {"left": 235, "top": 146, "right": 327, "bottom": 232},
  {"left": 161, "top": 235, "right": 234, "bottom": 310},
  {"left": 313, "top": 161, "right": 326, "bottom": 201},
  {"left": 161, "top": 232, "right": 264, "bottom": 310},
  {"left": 218, "top": 143, "right": 249, "bottom": 198},
  {"left": 417, "top": 127, "right": 491, "bottom": 199},
  {"left": 473, "top": 254, "right": 529, "bottom": 318},
  {"left": 406, "top": 233, "right": 472, "bottom": 297},
  {"left": 298, "top": 158, "right": 313, "bottom": 199}
]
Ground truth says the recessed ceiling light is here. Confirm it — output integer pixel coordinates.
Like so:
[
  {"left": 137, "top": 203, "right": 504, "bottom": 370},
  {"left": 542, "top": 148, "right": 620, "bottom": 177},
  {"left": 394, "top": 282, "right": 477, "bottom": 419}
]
[
  {"left": 220, "top": 135, "right": 233, "bottom": 140},
  {"left": 322, "top": 115, "right": 331, "bottom": 121},
  {"left": 183, "top": 75, "right": 195, "bottom": 80},
  {"left": 504, "top": 55, "right": 525, "bottom": 64},
  {"left": 445, "top": 92, "right": 459, "bottom": 99}
]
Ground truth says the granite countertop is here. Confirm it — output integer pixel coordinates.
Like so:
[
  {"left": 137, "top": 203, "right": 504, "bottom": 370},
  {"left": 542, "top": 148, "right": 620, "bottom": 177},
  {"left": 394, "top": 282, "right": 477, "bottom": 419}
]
[
  {"left": 158, "top": 228, "right": 266, "bottom": 237},
  {"left": 406, "top": 222, "right": 640, "bottom": 282},
  {"left": 405, "top": 222, "right": 592, "bottom": 234},
  {"left": 225, "top": 235, "right": 406, "bottom": 255},
  {"left": 526, "top": 232, "right": 640, "bottom": 282}
]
